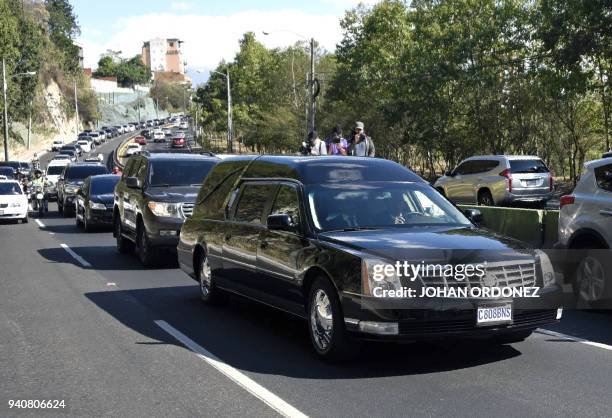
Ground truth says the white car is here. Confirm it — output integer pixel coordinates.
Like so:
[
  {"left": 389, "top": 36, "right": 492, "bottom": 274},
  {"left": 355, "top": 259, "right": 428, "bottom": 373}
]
[
  {"left": 0, "top": 180, "right": 28, "bottom": 223},
  {"left": 77, "top": 140, "right": 92, "bottom": 153},
  {"left": 45, "top": 160, "right": 70, "bottom": 199},
  {"left": 51, "top": 139, "right": 64, "bottom": 151},
  {"left": 125, "top": 143, "right": 142, "bottom": 156},
  {"left": 179, "top": 122, "right": 189, "bottom": 130},
  {"left": 557, "top": 157, "right": 612, "bottom": 306},
  {"left": 152, "top": 130, "right": 165, "bottom": 141}
]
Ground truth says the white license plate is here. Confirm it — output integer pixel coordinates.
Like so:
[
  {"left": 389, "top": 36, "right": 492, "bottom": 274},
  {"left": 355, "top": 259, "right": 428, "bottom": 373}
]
[
  {"left": 477, "top": 304, "right": 512, "bottom": 326},
  {"left": 524, "top": 179, "right": 538, "bottom": 186}
]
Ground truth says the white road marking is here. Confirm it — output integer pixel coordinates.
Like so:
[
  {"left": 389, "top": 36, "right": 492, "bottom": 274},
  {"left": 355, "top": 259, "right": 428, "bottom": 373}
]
[
  {"left": 59, "top": 243, "right": 92, "bottom": 268},
  {"left": 106, "top": 282, "right": 116, "bottom": 286},
  {"left": 155, "top": 320, "right": 308, "bottom": 418},
  {"left": 35, "top": 219, "right": 45, "bottom": 228},
  {"left": 537, "top": 328, "right": 612, "bottom": 352}
]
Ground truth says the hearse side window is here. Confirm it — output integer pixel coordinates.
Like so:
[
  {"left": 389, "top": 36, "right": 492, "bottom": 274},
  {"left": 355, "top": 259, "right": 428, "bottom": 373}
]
[
  {"left": 233, "top": 183, "right": 276, "bottom": 224},
  {"left": 270, "top": 184, "right": 301, "bottom": 227}
]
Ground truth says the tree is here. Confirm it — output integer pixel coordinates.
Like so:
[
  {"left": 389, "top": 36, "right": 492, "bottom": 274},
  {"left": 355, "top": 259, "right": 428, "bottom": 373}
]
[{"left": 45, "top": 0, "right": 81, "bottom": 73}]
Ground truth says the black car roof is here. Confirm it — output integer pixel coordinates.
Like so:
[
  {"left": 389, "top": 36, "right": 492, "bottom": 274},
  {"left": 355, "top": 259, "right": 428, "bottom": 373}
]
[
  {"left": 144, "top": 153, "right": 219, "bottom": 161},
  {"left": 232, "top": 156, "right": 424, "bottom": 184}
]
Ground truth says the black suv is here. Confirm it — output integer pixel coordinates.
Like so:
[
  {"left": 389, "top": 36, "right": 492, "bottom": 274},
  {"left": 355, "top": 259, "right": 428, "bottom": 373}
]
[
  {"left": 113, "top": 152, "right": 219, "bottom": 266},
  {"left": 177, "top": 156, "right": 563, "bottom": 360},
  {"left": 57, "top": 163, "right": 109, "bottom": 216}
]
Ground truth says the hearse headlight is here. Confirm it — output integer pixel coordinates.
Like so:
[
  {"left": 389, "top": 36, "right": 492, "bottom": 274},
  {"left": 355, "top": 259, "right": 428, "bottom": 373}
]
[
  {"left": 147, "top": 201, "right": 182, "bottom": 218},
  {"left": 536, "top": 250, "right": 556, "bottom": 288},
  {"left": 361, "top": 258, "right": 402, "bottom": 297}
]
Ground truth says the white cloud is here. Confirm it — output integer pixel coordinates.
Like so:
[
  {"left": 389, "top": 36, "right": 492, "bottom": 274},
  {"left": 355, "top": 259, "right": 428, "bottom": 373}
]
[
  {"left": 77, "top": 9, "right": 347, "bottom": 71},
  {"left": 170, "top": 2, "right": 192, "bottom": 11}
]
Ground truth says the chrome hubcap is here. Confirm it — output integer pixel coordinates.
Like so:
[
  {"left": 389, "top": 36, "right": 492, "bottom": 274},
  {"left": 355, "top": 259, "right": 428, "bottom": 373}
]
[
  {"left": 577, "top": 256, "right": 606, "bottom": 302},
  {"left": 310, "top": 289, "right": 333, "bottom": 351},
  {"left": 200, "top": 257, "right": 211, "bottom": 297}
]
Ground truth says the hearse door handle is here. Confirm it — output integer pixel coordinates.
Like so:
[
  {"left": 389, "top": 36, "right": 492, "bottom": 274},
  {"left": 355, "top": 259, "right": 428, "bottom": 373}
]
[{"left": 599, "top": 209, "right": 612, "bottom": 217}]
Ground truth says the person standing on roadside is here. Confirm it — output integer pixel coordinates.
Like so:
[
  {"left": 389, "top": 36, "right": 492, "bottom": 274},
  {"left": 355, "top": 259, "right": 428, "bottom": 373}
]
[
  {"left": 308, "top": 130, "right": 327, "bottom": 156},
  {"left": 326, "top": 126, "right": 347, "bottom": 155},
  {"left": 348, "top": 121, "right": 375, "bottom": 157}
]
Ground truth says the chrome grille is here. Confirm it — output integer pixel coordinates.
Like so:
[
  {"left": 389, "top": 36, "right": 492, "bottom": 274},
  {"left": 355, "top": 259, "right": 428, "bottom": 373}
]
[
  {"left": 181, "top": 202, "right": 194, "bottom": 218},
  {"left": 420, "top": 260, "right": 537, "bottom": 289}
]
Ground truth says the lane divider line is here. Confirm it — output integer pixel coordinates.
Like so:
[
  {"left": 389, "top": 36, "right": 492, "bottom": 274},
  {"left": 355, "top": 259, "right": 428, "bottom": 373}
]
[
  {"left": 154, "top": 320, "right": 308, "bottom": 418},
  {"left": 537, "top": 328, "right": 612, "bottom": 352},
  {"left": 35, "top": 219, "right": 45, "bottom": 228},
  {"left": 60, "top": 243, "right": 92, "bottom": 268}
]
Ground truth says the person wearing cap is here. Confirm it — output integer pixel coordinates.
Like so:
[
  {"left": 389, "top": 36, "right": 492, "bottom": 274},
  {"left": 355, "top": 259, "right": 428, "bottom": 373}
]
[
  {"left": 347, "top": 121, "right": 375, "bottom": 157},
  {"left": 307, "top": 130, "right": 327, "bottom": 156}
]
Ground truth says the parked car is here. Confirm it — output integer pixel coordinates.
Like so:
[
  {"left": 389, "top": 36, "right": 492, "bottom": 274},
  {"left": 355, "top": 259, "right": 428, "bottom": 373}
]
[
  {"left": 434, "top": 155, "right": 553, "bottom": 206},
  {"left": 51, "top": 139, "right": 64, "bottom": 151},
  {"left": 171, "top": 137, "right": 186, "bottom": 148},
  {"left": 45, "top": 160, "right": 70, "bottom": 200},
  {"left": 0, "top": 180, "right": 28, "bottom": 223},
  {"left": 57, "top": 163, "right": 109, "bottom": 216},
  {"left": 556, "top": 157, "right": 612, "bottom": 307},
  {"left": 75, "top": 174, "right": 121, "bottom": 231},
  {"left": 177, "top": 156, "right": 563, "bottom": 360},
  {"left": 77, "top": 140, "right": 92, "bottom": 154},
  {"left": 125, "top": 143, "right": 142, "bottom": 156},
  {"left": 113, "top": 153, "right": 219, "bottom": 266}
]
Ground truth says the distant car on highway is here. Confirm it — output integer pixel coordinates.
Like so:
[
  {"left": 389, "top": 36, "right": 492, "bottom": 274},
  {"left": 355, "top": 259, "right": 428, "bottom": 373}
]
[
  {"left": 557, "top": 157, "right": 612, "bottom": 307},
  {"left": 0, "top": 180, "right": 28, "bottom": 223},
  {"left": 125, "top": 143, "right": 142, "bottom": 156},
  {"left": 58, "top": 150, "right": 77, "bottom": 162},
  {"left": 89, "top": 132, "right": 102, "bottom": 145},
  {"left": 113, "top": 153, "right": 219, "bottom": 266},
  {"left": 434, "top": 155, "right": 553, "bottom": 206},
  {"left": 45, "top": 160, "right": 70, "bottom": 200},
  {"left": 52, "top": 154, "right": 71, "bottom": 162},
  {"left": 171, "top": 137, "right": 186, "bottom": 148},
  {"left": 77, "top": 140, "right": 92, "bottom": 153},
  {"left": 152, "top": 130, "right": 165, "bottom": 142},
  {"left": 179, "top": 121, "right": 189, "bottom": 130},
  {"left": 57, "top": 163, "right": 109, "bottom": 216},
  {"left": 163, "top": 128, "right": 172, "bottom": 137},
  {"left": 75, "top": 174, "right": 121, "bottom": 231},
  {"left": 134, "top": 136, "right": 147, "bottom": 145},
  {"left": 51, "top": 139, "right": 64, "bottom": 151}
]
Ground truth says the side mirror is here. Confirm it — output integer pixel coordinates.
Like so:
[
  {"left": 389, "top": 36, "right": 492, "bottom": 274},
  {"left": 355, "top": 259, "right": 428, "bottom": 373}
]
[
  {"left": 125, "top": 176, "right": 141, "bottom": 189},
  {"left": 463, "top": 208, "right": 484, "bottom": 225},
  {"left": 267, "top": 214, "right": 296, "bottom": 232}
]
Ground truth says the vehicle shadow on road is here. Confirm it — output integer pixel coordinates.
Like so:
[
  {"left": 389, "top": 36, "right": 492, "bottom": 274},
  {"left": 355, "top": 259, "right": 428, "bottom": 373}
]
[
  {"left": 37, "top": 245, "right": 178, "bottom": 270},
  {"left": 84, "top": 285, "right": 524, "bottom": 379}
]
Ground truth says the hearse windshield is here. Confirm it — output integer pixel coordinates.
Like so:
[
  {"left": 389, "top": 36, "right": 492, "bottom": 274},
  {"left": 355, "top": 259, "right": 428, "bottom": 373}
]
[{"left": 306, "top": 182, "right": 472, "bottom": 231}]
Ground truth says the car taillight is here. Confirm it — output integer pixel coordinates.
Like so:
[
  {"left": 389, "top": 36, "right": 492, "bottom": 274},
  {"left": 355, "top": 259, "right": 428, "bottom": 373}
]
[
  {"left": 500, "top": 169, "right": 512, "bottom": 192},
  {"left": 549, "top": 175, "right": 553, "bottom": 191},
  {"left": 560, "top": 195, "right": 575, "bottom": 209}
]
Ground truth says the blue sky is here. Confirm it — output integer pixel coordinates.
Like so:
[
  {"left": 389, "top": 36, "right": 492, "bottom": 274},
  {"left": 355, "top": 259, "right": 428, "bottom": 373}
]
[{"left": 73, "top": 0, "right": 375, "bottom": 85}]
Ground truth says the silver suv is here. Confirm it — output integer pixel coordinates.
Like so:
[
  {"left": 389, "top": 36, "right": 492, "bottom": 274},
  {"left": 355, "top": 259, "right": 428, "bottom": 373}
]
[
  {"left": 556, "top": 157, "right": 612, "bottom": 306},
  {"left": 434, "top": 155, "right": 553, "bottom": 206}
]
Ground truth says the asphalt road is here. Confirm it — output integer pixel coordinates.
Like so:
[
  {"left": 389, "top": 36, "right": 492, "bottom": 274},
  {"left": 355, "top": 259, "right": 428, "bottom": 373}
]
[{"left": 1, "top": 135, "right": 611, "bottom": 417}]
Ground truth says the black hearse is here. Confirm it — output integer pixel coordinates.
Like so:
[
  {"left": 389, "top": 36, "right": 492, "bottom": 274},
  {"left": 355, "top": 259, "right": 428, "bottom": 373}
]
[{"left": 178, "top": 156, "right": 562, "bottom": 360}]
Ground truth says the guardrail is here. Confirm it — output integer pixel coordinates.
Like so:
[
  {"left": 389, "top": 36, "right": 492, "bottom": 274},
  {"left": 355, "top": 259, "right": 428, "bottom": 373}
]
[{"left": 459, "top": 205, "right": 559, "bottom": 248}]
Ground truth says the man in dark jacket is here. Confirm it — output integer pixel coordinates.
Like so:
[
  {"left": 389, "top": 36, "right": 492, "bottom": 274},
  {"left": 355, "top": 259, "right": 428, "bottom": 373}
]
[{"left": 347, "top": 121, "right": 375, "bottom": 157}]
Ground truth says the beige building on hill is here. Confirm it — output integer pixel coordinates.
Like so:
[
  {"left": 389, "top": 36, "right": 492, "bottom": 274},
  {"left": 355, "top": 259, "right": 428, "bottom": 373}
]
[{"left": 141, "top": 38, "right": 188, "bottom": 81}]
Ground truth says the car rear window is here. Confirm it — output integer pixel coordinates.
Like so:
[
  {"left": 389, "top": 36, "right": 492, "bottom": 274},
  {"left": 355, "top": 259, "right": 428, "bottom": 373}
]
[
  {"left": 0, "top": 167, "right": 15, "bottom": 177},
  {"left": 46, "top": 165, "right": 65, "bottom": 175},
  {"left": 65, "top": 165, "right": 109, "bottom": 180},
  {"left": 509, "top": 159, "right": 549, "bottom": 174}
]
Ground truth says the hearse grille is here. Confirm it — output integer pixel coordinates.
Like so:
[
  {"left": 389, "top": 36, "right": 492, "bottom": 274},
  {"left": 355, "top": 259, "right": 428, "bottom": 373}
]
[{"left": 420, "top": 260, "right": 537, "bottom": 289}]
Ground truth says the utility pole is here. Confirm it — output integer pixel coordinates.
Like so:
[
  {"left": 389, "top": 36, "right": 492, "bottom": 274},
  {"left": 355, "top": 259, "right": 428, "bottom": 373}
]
[
  {"left": 309, "top": 37, "right": 315, "bottom": 133},
  {"left": 74, "top": 80, "right": 79, "bottom": 137},
  {"left": 155, "top": 97, "right": 159, "bottom": 119},
  {"left": 137, "top": 88, "right": 141, "bottom": 123},
  {"left": 226, "top": 69, "right": 233, "bottom": 153},
  {"left": 27, "top": 102, "right": 31, "bottom": 150},
  {"left": 2, "top": 58, "right": 9, "bottom": 162}
]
